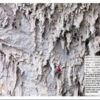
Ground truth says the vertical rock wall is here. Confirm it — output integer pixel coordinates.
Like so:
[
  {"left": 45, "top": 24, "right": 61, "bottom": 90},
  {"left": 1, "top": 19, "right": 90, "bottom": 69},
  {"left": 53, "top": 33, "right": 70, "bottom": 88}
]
[{"left": 0, "top": 3, "right": 100, "bottom": 96}]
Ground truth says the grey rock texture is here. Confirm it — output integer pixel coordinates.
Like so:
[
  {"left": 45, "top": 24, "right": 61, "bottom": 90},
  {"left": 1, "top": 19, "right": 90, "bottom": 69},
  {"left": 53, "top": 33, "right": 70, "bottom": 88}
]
[{"left": 0, "top": 3, "right": 100, "bottom": 96}]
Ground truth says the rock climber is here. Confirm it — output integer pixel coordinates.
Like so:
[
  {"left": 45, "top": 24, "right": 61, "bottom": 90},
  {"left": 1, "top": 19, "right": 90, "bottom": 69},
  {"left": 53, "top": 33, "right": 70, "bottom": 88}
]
[
  {"left": 12, "top": 21, "right": 17, "bottom": 29},
  {"left": 54, "top": 63, "right": 61, "bottom": 78},
  {"left": 19, "top": 20, "right": 21, "bottom": 26}
]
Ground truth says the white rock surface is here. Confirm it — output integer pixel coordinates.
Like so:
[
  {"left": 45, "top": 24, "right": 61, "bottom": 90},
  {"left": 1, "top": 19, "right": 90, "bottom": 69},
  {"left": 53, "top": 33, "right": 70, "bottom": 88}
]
[{"left": 0, "top": 3, "right": 100, "bottom": 96}]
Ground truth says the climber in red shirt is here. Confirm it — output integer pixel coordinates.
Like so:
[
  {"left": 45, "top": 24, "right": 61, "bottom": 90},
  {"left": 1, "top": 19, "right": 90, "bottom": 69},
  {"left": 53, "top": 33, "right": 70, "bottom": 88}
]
[
  {"left": 56, "top": 66, "right": 61, "bottom": 72},
  {"left": 54, "top": 63, "right": 61, "bottom": 78}
]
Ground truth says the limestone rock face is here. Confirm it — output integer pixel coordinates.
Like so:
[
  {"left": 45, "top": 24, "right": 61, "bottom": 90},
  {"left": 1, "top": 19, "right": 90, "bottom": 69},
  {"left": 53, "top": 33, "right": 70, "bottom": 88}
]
[{"left": 0, "top": 3, "right": 100, "bottom": 96}]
